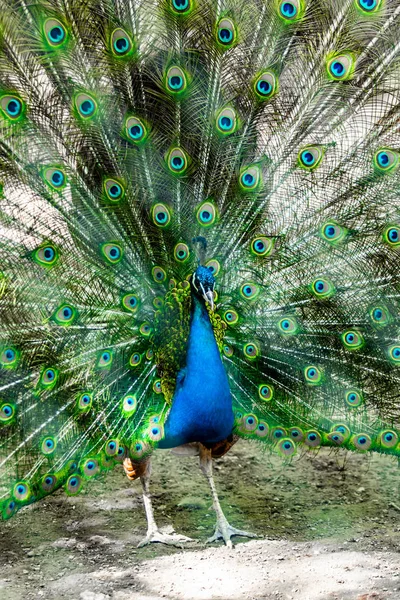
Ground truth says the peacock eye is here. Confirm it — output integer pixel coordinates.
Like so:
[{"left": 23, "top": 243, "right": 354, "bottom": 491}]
[
  {"left": 44, "top": 167, "right": 66, "bottom": 190},
  {"left": 304, "top": 430, "right": 322, "bottom": 447},
  {"left": 152, "top": 203, "right": 171, "bottom": 227},
  {"left": 326, "top": 53, "right": 355, "bottom": 81},
  {"left": 0, "top": 94, "right": 24, "bottom": 120},
  {"left": 104, "top": 178, "right": 125, "bottom": 202},
  {"left": 152, "top": 266, "right": 167, "bottom": 283},
  {"left": 153, "top": 379, "right": 162, "bottom": 394},
  {"left": 129, "top": 352, "right": 142, "bottom": 367},
  {"left": 298, "top": 146, "right": 324, "bottom": 170},
  {"left": 66, "top": 474, "right": 83, "bottom": 495},
  {"left": 388, "top": 345, "right": 400, "bottom": 363},
  {"left": 77, "top": 392, "right": 92, "bottom": 411},
  {"left": 357, "top": 0, "right": 380, "bottom": 11},
  {"left": 153, "top": 296, "right": 164, "bottom": 309},
  {"left": 216, "top": 18, "right": 236, "bottom": 47},
  {"left": 44, "top": 18, "right": 68, "bottom": 47},
  {"left": 174, "top": 243, "right": 189, "bottom": 262},
  {"left": 331, "top": 423, "right": 351, "bottom": 440},
  {"left": 130, "top": 440, "right": 150, "bottom": 459},
  {"left": 125, "top": 116, "right": 148, "bottom": 143},
  {"left": 256, "top": 421, "right": 269, "bottom": 438},
  {"left": 320, "top": 221, "right": 346, "bottom": 244},
  {"left": 216, "top": 107, "right": 237, "bottom": 134},
  {"left": 369, "top": 305, "right": 390, "bottom": 326},
  {"left": 289, "top": 427, "right": 304, "bottom": 442},
  {"left": 75, "top": 92, "right": 97, "bottom": 119},
  {"left": 278, "top": 0, "right": 302, "bottom": 20},
  {"left": 148, "top": 424, "right": 164, "bottom": 442},
  {"left": 41, "top": 436, "right": 57, "bottom": 455},
  {"left": 240, "top": 165, "right": 261, "bottom": 191},
  {"left": 242, "top": 414, "right": 258, "bottom": 432},
  {"left": 383, "top": 225, "right": 400, "bottom": 247},
  {"left": 167, "top": 147, "right": 188, "bottom": 174},
  {"left": 0, "top": 402, "right": 16, "bottom": 423},
  {"left": 243, "top": 342, "right": 259, "bottom": 360},
  {"left": 97, "top": 350, "right": 113, "bottom": 368},
  {"left": 104, "top": 439, "right": 119, "bottom": 457},
  {"left": 345, "top": 389, "right": 363, "bottom": 408},
  {"left": 82, "top": 458, "right": 100, "bottom": 478},
  {"left": 304, "top": 365, "right": 322, "bottom": 385},
  {"left": 311, "top": 278, "right": 335, "bottom": 299},
  {"left": 139, "top": 322, "right": 152, "bottom": 337},
  {"left": 240, "top": 282, "right": 260, "bottom": 300},
  {"left": 254, "top": 72, "right": 277, "bottom": 100},
  {"left": 166, "top": 66, "right": 187, "bottom": 94},
  {"left": 327, "top": 431, "right": 345, "bottom": 446},
  {"left": 101, "top": 242, "right": 123, "bottom": 264},
  {"left": 13, "top": 482, "right": 31, "bottom": 502},
  {"left": 171, "top": 0, "right": 191, "bottom": 14},
  {"left": 271, "top": 427, "right": 287, "bottom": 441},
  {"left": 352, "top": 433, "right": 372, "bottom": 451},
  {"left": 341, "top": 329, "right": 364, "bottom": 350},
  {"left": 205, "top": 259, "right": 220, "bottom": 276},
  {"left": 223, "top": 309, "right": 239, "bottom": 325},
  {"left": 122, "top": 293, "right": 139, "bottom": 313},
  {"left": 251, "top": 236, "right": 274, "bottom": 257},
  {"left": 41, "top": 474, "right": 57, "bottom": 493},
  {"left": 278, "top": 316, "right": 299, "bottom": 335},
  {"left": 122, "top": 394, "right": 137, "bottom": 416},
  {"left": 41, "top": 367, "right": 58, "bottom": 387},
  {"left": 276, "top": 438, "right": 296, "bottom": 457},
  {"left": 223, "top": 344, "right": 234, "bottom": 357},
  {"left": 196, "top": 200, "right": 217, "bottom": 227},
  {"left": 111, "top": 28, "right": 133, "bottom": 56},
  {"left": 374, "top": 149, "right": 399, "bottom": 173},
  {"left": 378, "top": 430, "right": 398, "bottom": 448},
  {"left": 34, "top": 244, "right": 59, "bottom": 267},
  {"left": 53, "top": 303, "right": 77, "bottom": 326},
  {"left": 1, "top": 347, "right": 18, "bottom": 368},
  {"left": 258, "top": 384, "right": 274, "bottom": 401}
]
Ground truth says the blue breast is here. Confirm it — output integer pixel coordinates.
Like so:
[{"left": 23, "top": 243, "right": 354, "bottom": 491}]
[{"left": 158, "top": 295, "right": 234, "bottom": 449}]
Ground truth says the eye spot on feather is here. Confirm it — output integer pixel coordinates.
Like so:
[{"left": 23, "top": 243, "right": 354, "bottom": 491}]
[
  {"left": 242, "top": 414, "right": 258, "bottom": 432},
  {"left": 304, "top": 365, "right": 322, "bottom": 385},
  {"left": 311, "top": 278, "right": 335, "bottom": 299},
  {"left": 34, "top": 243, "right": 59, "bottom": 267},
  {"left": 0, "top": 402, "right": 16, "bottom": 423},
  {"left": 320, "top": 221, "right": 347, "bottom": 245},
  {"left": 352, "top": 433, "right": 372, "bottom": 451},
  {"left": 105, "top": 439, "right": 119, "bottom": 456},
  {"left": 152, "top": 266, "right": 167, "bottom": 283},
  {"left": 66, "top": 474, "right": 83, "bottom": 495},
  {"left": 304, "top": 430, "right": 322, "bottom": 447},
  {"left": 279, "top": 1, "right": 301, "bottom": 20},
  {"left": 74, "top": 93, "right": 97, "bottom": 119},
  {"left": 111, "top": 28, "right": 133, "bottom": 57},
  {"left": 243, "top": 342, "right": 259, "bottom": 360},
  {"left": 327, "top": 431, "right": 345, "bottom": 446},
  {"left": 174, "top": 243, "right": 190, "bottom": 262},
  {"left": 153, "top": 379, "right": 162, "bottom": 393},
  {"left": 82, "top": 458, "right": 100, "bottom": 478},
  {"left": 289, "top": 427, "right": 304, "bottom": 442},
  {"left": 122, "top": 395, "right": 137, "bottom": 416},
  {"left": 41, "top": 436, "right": 57, "bottom": 455},
  {"left": 1, "top": 347, "right": 19, "bottom": 368},
  {"left": 345, "top": 390, "right": 363, "bottom": 408},
  {"left": 206, "top": 259, "right": 220, "bottom": 276},
  {"left": 148, "top": 425, "right": 164, "bottom": 442},
  {"left": 41, "top": 474, "right": 57, "bottom": 493},
  {"left": 77, "top": 392, "right": 92, "bottom": 411},
  {"left": 171, "top": 0, "right": 191, "bottom": 14},
  {"left": 254, "top": 72, "right": 278, "bottom": 100},
  {"left": 13, "top": 482, "right": 30, "bottom": 502},
  {"left": 196, "top": 200, "right": 217, "bottom": 227},
  {"left": 240, "top": 165, "right": 261, "bottom": 191},
  {"left": 104, "top": 178, "right": 125, "bottom": 202},
  {"left": 223, "top": 309, "right": 239, "bottom": 326},
  {"left": 166, "top": 66, "right": 187, "bottom": 94},
  {"left": 331, "top": 424, "right": 351, "bottom": 441},
  {"left": 240, "top": 283, "right": 259, "bottom": 300},
  {"left": 122, "top": 293, "right": 139, "bottom": 313},
  {"left": 357, "top": 0, "right": 381, "bottom": 12},
  {"left": 271, "top": 427, "right": 287, "bottom": 441},
  {"left": 0, "top": 95, "right": 25, "bottom": 120},
  {"left": 341, "top": 330, "right": 364, "bottom": 350},
  {"left": 250, "top": 236, "right": 274, "bottom": 257},
  {"left": 223, "top": 344, "right": 233, "bottom": 357},
  {"left": 168, "top": 148, "right": 188, "bottom": 174},
  {"left": 383, "top": 225, "right": 400, "bottom": 247},
  {"left": 152, "top": 203, "right": 171, "bottom": 227},
  {"left": 276, "top": 438, "right": 296, "bottom": 457},
  {"left": 216, "top": 107, "right": 237, "bottom": 134},
  {"left": 326, "top": 53, "right": 355, "bottom": 81},
  {"left": 299, "top": 146, "right": 324, "bottom": 170},
  {"left": 130, "top": 352, "right": 142, "bottom": 367},
  {"left": 375, "top": 149, "right": 399, "bottom": 173},
  {"left": 97, "top": 350, "right": 113, "bottom": 368},
  {"left": 130, "top": 440, "right": 151, "bottom": 459},
  {"left": 258, "top": 384, "right": 274, "bottom": 401},
  {"left": 388, "top": 345, "right": 400, "bottom": 363},
  {"left": 378, "top": 430, "right": 398, "bottom": 448},
  {"left": 255, "top": 421, "right": 269, "bottom": 438},
  {"left": 278, "top": 317, "right": 299, "bottom": 335},
  {"left": 216, "top": 18, "right": 236, "bottom": 48},
  {"left": 41, "top": 367, "right": 58, "bottom": 387},
  {"left": 101, "top": 242, "right": 123, "bottom": 264},
  {"left": 44, "top": 19, "right": 68, "bottom": 47}
]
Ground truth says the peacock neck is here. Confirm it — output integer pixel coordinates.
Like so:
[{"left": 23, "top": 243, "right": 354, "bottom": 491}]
[{"left": 158, "top": 292, "right": 234, "bottom": 448}]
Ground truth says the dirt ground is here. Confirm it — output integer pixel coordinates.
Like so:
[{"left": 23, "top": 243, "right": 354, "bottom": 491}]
[{"left": 0, "top": 442, "right": 400, "bottom": 600}]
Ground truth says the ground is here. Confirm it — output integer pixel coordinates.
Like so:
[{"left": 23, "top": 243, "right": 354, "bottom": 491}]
[{"left": 1, "top": 443, "right": 400, "bottom": 600}]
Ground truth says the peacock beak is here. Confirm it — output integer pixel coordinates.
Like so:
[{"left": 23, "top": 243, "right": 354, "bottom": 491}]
[{"left": 199, "top": 282, "right": 215, "bottom": 311}]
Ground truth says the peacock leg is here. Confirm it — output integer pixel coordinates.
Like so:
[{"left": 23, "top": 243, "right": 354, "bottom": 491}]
[
  {"left": 199, "top": 445, "right": 258, "bottom": 548},
  {"left": 137, "top": 457, "right": 194, "bottom": 547}
]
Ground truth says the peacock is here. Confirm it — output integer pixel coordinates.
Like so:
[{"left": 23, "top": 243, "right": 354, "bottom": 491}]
[{"left": 1, "top": 0, "right": 400, "bottom": 550}]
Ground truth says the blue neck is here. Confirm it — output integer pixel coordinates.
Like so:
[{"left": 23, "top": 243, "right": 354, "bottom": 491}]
[{"left": 158, "top": 294, "right": 234, "bottom": 448}]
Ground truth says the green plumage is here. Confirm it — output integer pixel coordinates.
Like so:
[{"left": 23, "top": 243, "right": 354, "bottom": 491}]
[{"left": 0, "top": 0, "right": 400, "bottom": 527}]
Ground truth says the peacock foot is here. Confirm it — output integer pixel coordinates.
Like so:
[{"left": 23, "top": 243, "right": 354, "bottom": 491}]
[
  {"left": 207, "top": 519, "right": 258, "bottom": 548},
  {"left": 138, "top": 526, "right": 194, "bottom": 548}
]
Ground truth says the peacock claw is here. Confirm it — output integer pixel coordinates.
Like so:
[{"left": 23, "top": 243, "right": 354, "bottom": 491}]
[
  {"left": 138, "top": 528, "right": 194, "bottom": 548},
  {"left": 207, "top": 522, "right": 258, "bottom": 548}
]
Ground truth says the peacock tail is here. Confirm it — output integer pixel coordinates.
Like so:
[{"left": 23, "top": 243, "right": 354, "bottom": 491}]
[{"left": 1, "top": 0, "right": 400, "bottom": 518}]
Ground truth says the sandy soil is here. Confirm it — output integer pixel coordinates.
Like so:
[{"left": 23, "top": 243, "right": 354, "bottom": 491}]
[{"left": 0, "top": 442, "right": 400, "bottom": 600}]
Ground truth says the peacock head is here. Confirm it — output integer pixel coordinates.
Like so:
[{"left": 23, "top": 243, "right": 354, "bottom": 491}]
[{"left": 192, "top": 265, "right": 215, "bottom": 311}]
